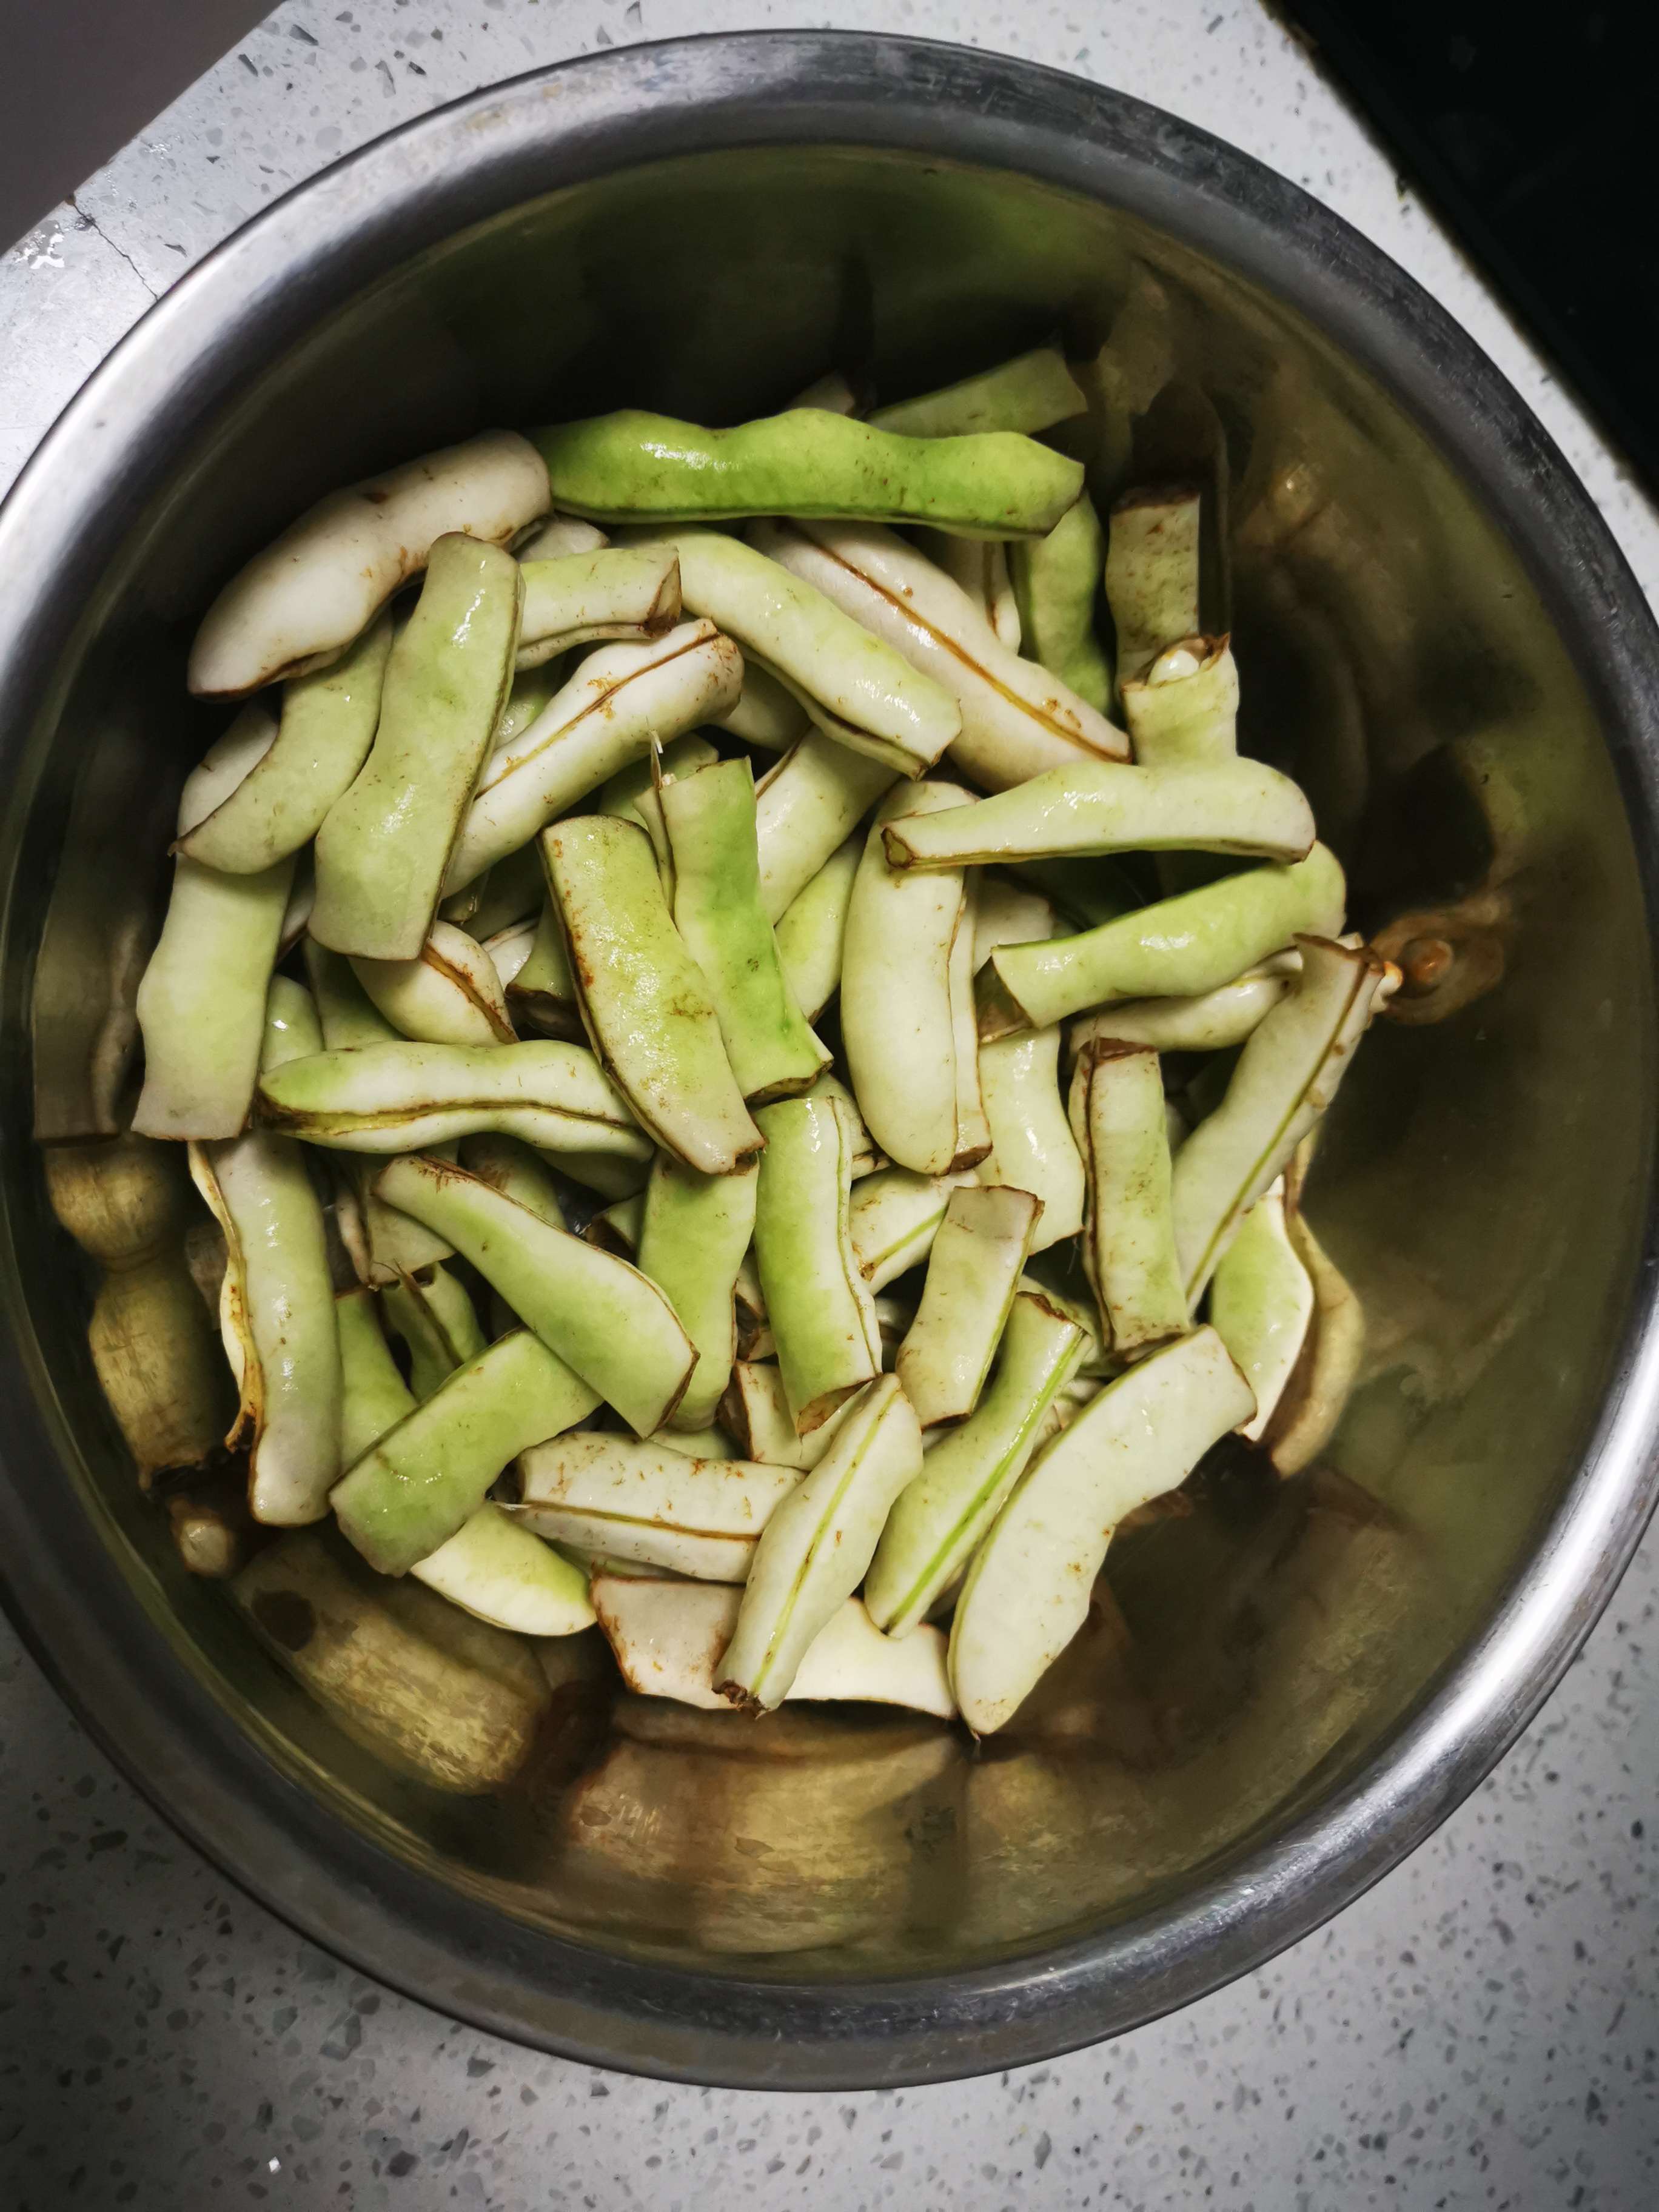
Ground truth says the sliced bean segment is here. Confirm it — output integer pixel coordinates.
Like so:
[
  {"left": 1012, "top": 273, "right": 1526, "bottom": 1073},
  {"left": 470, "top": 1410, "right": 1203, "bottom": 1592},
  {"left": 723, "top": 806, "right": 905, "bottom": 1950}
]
[
  {"left": 380, "top": 1264, "right": 486, "bottom": 1400},
  {"left": 499, "top": 903, "right": 581, "bottom": 1040},
  {"left": 1121, "top": 635, "right": 1239, "bottom": 765},
  {"left": 543, "top": 814, "right": 762, "bottom": 1175},
  {"left": 412, "top": 1503, "right": 594, "bottom": 1635},
  {"left": 756, "top": 519, "right": 1128, "bottom": 791},
  {"left": 1210, "top": 1182, "right": 1315, "bottom": 1444},
  {"left": 976, "top": 1027, "right": 1084, "bottom": 1250},
  {"left": 514, "top": 1432, "right": 798, "bottom": 1581},
  {"left": 1264, "top": 1167, "right": 1365, "bottom": 1476},
  {"left": 865, "top": 1289, "right": 1084, "bottom": 1636},
  {"left": 335, "top": 1285, "right": 415, "bottom": 1465},
  {"left": 594, "top": 1578, "right": 953, "bottom": 1716},
  {"left": 332, "top": 1327, "right": 598, "bottom": 1575},
  {"left": 1010, "top": 493, "right": 1112, "bottom": 714},
  {"left": 916, "top": 531, "right": 1021, "bottom": 651},
  {"left": 848, "top": 1165, "right": 976, "bottom": 1291},
  {"left": 636, "top": 1152, "right": 759, "bottom": 1432},
  {"left": 447, "top": 620, "right": 740, "bottom": 890},
  {"left": 662, "top": 759, "right": 830, "bottom": 1102},
  {"left": 312, "top": 535, "right": 522, "bottom": 960},
  {"left": 973, "top": 877, "right": 1056, "bottom": 971},
  {"left": 896, "top": 1186, "right": 1043, "bottom": 1427},
  {"left": 1069, "top": 962, "right": 1293, "bottom": 1055},
  {"left": 259, "top": 1039, "right": 649, "bottom": 1161},
  {"left": 352, "top": 919, "right": 515, "bottom": 1049},
  {"left": 715, "top": 1375, "right": 923, "bottom": 1711},
  {"left": 533, "top": 409, "right": 1084, "bottom": 537},
  {"left": 457, "top": 1131, "right": 568, "bottom": 1228},
  {"left": 1078, "top": 1042, "right": 1188, "bottom": 1355},
  {"left": 1171, "top": 936, "right": 1388, "bottom": 1303},
  {"left": 515, "top": 546, "right": 680, "bottom": 669},
  {"left": 443, "top": 843, "right": 545, "bottom": 942},
  {"left": 714, "top": 662, "right": 811, "bottom": 751},
  {"left": 1105, "top": 486, "right": 1202, "bottom": 686},
  {"left": 986, "top": 843, "right": 1346, "bottom": 1036},
  {"left": 949, "top": 1327, "right": 1254, "bottom": 1733},
  {"left": 718, "top": 1361, "right": 855, "bottom": 1470},
  {"left": 188, "top": 431, "right": 547, "bottom": 699},
  {"left": 374, "top": 1152, "right": 695, "bottom": 1437},
  {"left": 773, "top": 833, "right": 861, "bottom": 1024},
  {"left": 303, "top": 940, "right": 398, "bottom": 1048},
  {"left": 517, "top": 512, "right": 608, "bottom": 561},
  {"left": 868, "top": 347, "right": 1087, "bottom": 440},
  {"left": 752, "top": 1094, "right": 881, "bottom": 1434},
  {"left": 754, "top": 732, "right": 897, "bottom": 921}
]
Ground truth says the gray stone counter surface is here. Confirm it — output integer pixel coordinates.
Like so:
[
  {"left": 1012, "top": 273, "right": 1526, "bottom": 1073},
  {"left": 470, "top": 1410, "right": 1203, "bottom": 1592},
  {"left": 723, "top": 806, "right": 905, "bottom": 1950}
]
[{"left": 2, "top": 4, "right": 1657, "bottom": 2206}]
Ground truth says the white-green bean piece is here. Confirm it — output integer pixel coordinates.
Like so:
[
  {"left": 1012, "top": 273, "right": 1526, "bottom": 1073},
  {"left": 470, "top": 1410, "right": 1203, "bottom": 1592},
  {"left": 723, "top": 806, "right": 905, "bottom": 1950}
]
[
  {"left": 594, "top": 732, "right": 719, "bottom": 828},
  {"left": 444, "top": 617, "right": 739, "bottom": 896},
  {"left": 260, "top": 1037, "right": 648, "bottom": 1159},
  {"left": 882, "top": 757, "right": 1315, "bottom": 872},
  {"left": 649, "top": 1423, "right": 738, "bottom": 1460},
  {"left": 976, "top": 1027, "right": 1085, "bottom": 1251},
  {"left": 773, "top": 833, "right": 862, "bottom": 1024},
  {"left": 1121, "top": 635, "right": 1239, "bottom": 765},
  {"left": 754, "top": 731, "right": 897, "bottom": 922},
  {"left": 973, "top": 877, "right": 1057, "bottom": 971},
  {"left": 593, "top": 1578, "right": 953, "bottom": 1717},
  {"left": 949, "top": 1326, "right": 1254, "bottom": 1732},
  {"left": 867, "top": 347, "right": 1087, "bottom": 440},
  {"left": 1171, "top": 935, "right": 1389, "bottom": 1304},
  {"left": 134, "top": 717, "right": 295, "bottom": 1139},
  {"left": 178, "top": 614, "right": 393, "bottom": 873},
  {"left": 488, "top": 661, "right": 567, "bottom": 759},
  {"left": 916, "top": 531, "right": 1021, "bottom": 651},
  {"left": 805, "top": 1071, "right": 881, "bottom": 1178},
  {"left": 752, "top": 1094, "right": 882, "bottom": 1434},
  {"left": 714, "top": 662, "right": 811, "bottom": 751},
  {"left": 586, "top": 1191, "right": 644, "bottom": 1257},
  {"left": 516, "top": 512, "right": 608, "bottom": 561},
  {"left": 755, "top": 518, "right": 1129, "bottom": 791},
  {"left": 532, "top": 408, "right": 1084, "bottom": 537},
  {"left": 332, "top": 1326, "right": 597, "bottom": 1574},
  {"left": 514, "top": 545, "right": 681, "bottom": 669},
  {"left": 1210, "top": 1182, "right": 1315, "bottom": 1444},
  {"left": 380, "top": 1262, "right": 488, "bottom": 1399},
  {"left": 621, "top": 524, "right": 960, "bottom": 776},
  {"left": 442, "top": 842, "right": 546, "bottom": 940},
  {"left": 717, "top": 1360, "right": 856, "bottom": 1470},
  {"left": 188, "top": 979, "right": 341, "bottom": 1524},
  {"left": 789, "top": 369, "right": 859, "bottom": 416},
  {"left": 374, "top": 1152, "right": 695, "bottom": 1437},
  {"left": 635, "top": 1152, "right": 759, "bottom": 1432},
  {"left": 457, "top": 1131, "right": 568, "bottom": 1229},
  {"left": 1010, "top": 492, "right": 1112, "bottom": 714},
  {"left": 950, "top": 874, "right": 991, "bottom": 1170},
  {"left": 302, "top": 939, "right": 398, "bottom": 1048},
  {"left": 411, "top": 1502, "right": 595, "bottom": 1636},
  {"left": 188, "top": 431, "right": 548, "bottom": 699},
  {"left": 865, "top": 1287, "right": 1085, "bottom": 1637},
  {"left": 312, "top": 534, "right": 522, "bottom": 960},
  {"left": 554, "top": 1147, "right": 651, "bottom": 1204},
  {"left": 542, "top": 814, "right": 762, "bottom": 1176},
  {"left": 732, "top": 1247, "right": 772, "bottom": 1360},
  {"left": 1068, "top": 960, "right": 1294, "bottom": 1056},
  {"left": 1265, "top": 1172, "right": 1364, "bottom": 1476},
  {"left": 660, "top": 757, "right": 830, "bottom": 1103},
  {"left": 715, "top": 1374, "right": 922, "bottom": 1711},
  {"left": 985, "top": 843, "right": 1346, "bottom": 1036},
  {"left": 896, "top": 1185, "right": 1043, "bottom": 1427},
  {"left": 1105, "top": 487, "right": 1202, "bottom": 686},
  {"left": 513, "top": 1432, "right": 799, "bottom": 1581},
  {"left": 1078, "top": 1042, "right": 1188, "bottom": 1355},
  {"left": 841, "top": 782, "right": 982, "bottom": 1176},
  {"left": 335, "top": 1285, "right": 415, "bottom": 1466},
  {"left": 352, "top": 919, "right": 516, "bottom": 1049},
  {"left": 497, "top": 902, "right": 581, "bottom": 1041},
  {"left": 848, "top": 1165, "right": 977, "bottom": 1291}
]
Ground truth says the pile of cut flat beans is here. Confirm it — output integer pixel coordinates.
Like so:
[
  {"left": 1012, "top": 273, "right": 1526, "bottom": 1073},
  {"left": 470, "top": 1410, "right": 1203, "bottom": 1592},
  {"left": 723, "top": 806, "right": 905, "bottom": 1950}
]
[{"left": 56, "top": 346, "right": 1397, "bottom": 1736}]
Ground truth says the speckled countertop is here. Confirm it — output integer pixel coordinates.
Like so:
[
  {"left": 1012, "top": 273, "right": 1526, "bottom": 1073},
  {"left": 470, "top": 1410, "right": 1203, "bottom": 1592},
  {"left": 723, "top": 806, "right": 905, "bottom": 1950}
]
[{"left": 2, "top": 5, "right": 1657, "bottom": 2207}]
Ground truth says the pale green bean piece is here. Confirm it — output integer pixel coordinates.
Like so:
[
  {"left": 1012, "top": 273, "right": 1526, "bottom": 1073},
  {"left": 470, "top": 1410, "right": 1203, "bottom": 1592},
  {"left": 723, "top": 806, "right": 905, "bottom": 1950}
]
[
  {"left": 594, "top": 732, "right": 719, "bottom": 826},
  {"left": 635, "top": 1152, "right": 759, "bottom": 1432},
  {"left": 868, "top": 347, "right": 1087, "bottom": 440},
  {"left": 773, "top": 833, "right": 861, "bottom": 1024},
  {"left": 1078, "top": 1042, "right": 1188, "bottom": 1355},
  {"left": 805, "top": 1071, "right": 881, "bottom": 1178},
  {"left": 532, "top": 408, "right": 1084, "bottom": 537},
  {"left": 717, "top": 1360, "right": 856, "bottom": 1470},
  {"left": 514, "top": 1432, "right": 799, "bottom": 1581},
  {"left": 1105, "top": 487, "right": 1202, "bottom": 686},
  {"left": 976, "top": 1026, "right": 1084, "bottom": 1250},
  {"left": 441, "top": 842, "right": 545, "bottom": 940},
  {"left": 714, "top": 662, "right": 811, "bottom": 751},
  {"left": 971, "top": 877, "right": 1056, "bottom": 971},
  {"left": 1264, "top": 1162, "right": 1364, "bottom": 1476},
  {"left": 514, "top": 545, "right": 680, "bottom": 669},
  {"left": 1068, "top": 960, "right": 1294, "bottom": 1056},
  {"left": 412, "top": 1502, "right": 594, "bottom": 1636},
  {"left": 335, "top": 1285, "right": 415, "bottom": 1466},
  {"left": 916, "top": 531, "right": 1021, "bottom": 649},
  {"left": 847, "top": 1165, "right": 976, "bottom": 1292},
  {"left": 1121, "top": 635, "right": 1239, "bottom": 765},
  {"left": 752, "top": 1094, "right": 881, "bottom": 1434},
  {"left": 1210, "top": 1181, "right": 1314, "bottom": 1444},
  {"left": 302, "top": 939, "right": 398, "bottom": 1048},
  {"left": 497, "top": 902, "right": 581, "bottom": 1041},
  {"left": 457, "top": 1132, "right": 568, "bottom": 1229},
  {"left": 1010, "top": 493, "right": 1112, "bottom": 714},
  {"left": 352, "top": 919, "right": 516, "bottom": 1049},
  {"left": 516, "top": 512, "right": 608, "bottom": 561},
  {"left": 381, "top": 1263, "right": 486, "bottom": 1401},
  {"left": 754, "top": 732, "right": 897, "bottom": 922},
  {"left": 489, "top": 661, "right": 566, "bottom": 756},
  {"left": 896, "top": 1186, "right": 1043, "bottom": 1427}
]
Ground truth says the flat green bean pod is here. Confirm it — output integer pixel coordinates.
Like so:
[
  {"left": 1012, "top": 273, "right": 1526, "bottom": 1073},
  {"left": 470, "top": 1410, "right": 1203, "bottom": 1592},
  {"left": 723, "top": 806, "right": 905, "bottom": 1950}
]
[
  {"left": 517, "top": 512, "right": 608, "bottom": 560},
  {"left": 332, "top": 1326, "right": 599, "bottom": 1575},
  {"left": 374, "top": 1152, "right": 695, "bottom": 1436},
  {"left": 868, "top": 346, "right": 1087, "bottom": 440},
  {"left": 585, "top": 1191, "right": 643, "bottom": 1257},
  {"left": 532, "top": 408, "right": 1084, "bottom": 537},
  {"left": 914, "top": 531, "right": 1021, "bottom": 651},
  {"left": 513, "top": 1432, "right": 799, "bottom": 1581},
  {"left": 865, "top": 1288, "right": 1085, "bottom": 1637},
  {"left": 1010, "top": 493, "right": 1113, "bottom": 714},
  {"left": 635, "top": 1152, "right": 759, "bottom": 1432},
  {"left": 189, "top": 431, "right": 548, "bottom": 699},
  {"left": 622, "top": 525, "right": 960, "bottom": 776},
  {"left": 1210, "top": 1181, "right": 1315, "bottom": 1444},
  {"left": 442, "top": 843, "right": 547, "bottom": 942},
  {"left": 752, "top": 1094, "right": 882, "bottom": 1434},
  {"left": 495, "top": 903, "right": 582, "bottom": 1041},
  {"left": 412, "top": 1502, "right": 595, "bottom": 1636},
  {"left": 714, "top": 662, "right": 811, "bottom": 751},
  {"left": 302, "top": 939, "right": 398, "bottom": 1048},
  {"left": 258, "top": 1037, "right": 649, "bottom": 1161},
  {"left": 1171, "top": 935, "right": 1389, "bottom": 1303},
  {"left": 543, "top": 814, "right": 761, "bottom": 1175},
  {"left": 1068, "top": 958, "right": 1295, "bottom": 1056},
  {"left": 1105, "top": 487, "right": 1202, "bottom": 686},
  {"left": 447, "top": 620, "right": 741, "bottom": 893},
  {"left": 972, "top": 877, "right": 1057, "bottom": 970},
  {"left": 335, "top": 1285, "right": 415, "bottom": 1465},
  {"left": 715, "top": 1374, "right": 923, "bottom": 1711},
  {"left": 1121, "top": 635, "right": 1239, "bottom": 765},
  {"left": 188, "top": 979, "right": 341, "bottom": 1524},
  {"left": 594, "top": 732, "right": 719, "bottom": 828},
  {"left": 593, "top": 1578, "right": 953, "bottom": 1716},
  {"left": 352, "top": 919, "right": 516, "bottom": 1049},
  {"left": 976, "top": 1027, "right": 1085, "bottom": 1250},
  {"left": 848, "top": 1165, "right": 977, "bottom": 1291},
  {"left": 805, "top": 1071, "right": 882, "bottom": 1178},
  {"left": 488, "top": 662, "right": 566, "bottom": 759},
  {"left": 841, "top": 783, "right": 982, "bottom": 1176},
  {"left": 754, "top": 732, "right": 897, "bottom": 922},
  {"left": 178, "top": 615, "right": 393, "bottom": 874},
  {"left": 717, "top": 1361, "right": 856, "bottom": 1470},
  {"left": 312, "top": 534, "right": 523, "bottom": 960},
  {"left": 1078, "top": 1041, "right": 1188, "bottom": 1355},
  {"left": 1264, "top": 1159, "right": 1365, "bottom": 1476},
  {"left": 380, "top": 1264, "right": 485, "bottom": 1399},
  {"left": 514, "top": 545, "right": 680, "bottom": 669},
  {"left": 756, "top": 519, "right": 1128, "bottom": 791},
  {"left": 950, "top": 877, "right": 991, "bottom": 1169},
  {"left": 948, "top": 1326, "right": 1254, "bottom": 1732},
  {"left": 985, "top": 843, "right": 1346, "bottom": 1036},
  {"left": 457, "top": 1131, "right": 568, "bottom": 1228},
  {"left": 773, "top": 833, "right": 861, "bottom": 1024},
  {"left": 662, "top": 758, "right": 830, "bottom": 1103},
  {"left": 896, "top": 1185, "right": 1043, "bottom": 1427}
]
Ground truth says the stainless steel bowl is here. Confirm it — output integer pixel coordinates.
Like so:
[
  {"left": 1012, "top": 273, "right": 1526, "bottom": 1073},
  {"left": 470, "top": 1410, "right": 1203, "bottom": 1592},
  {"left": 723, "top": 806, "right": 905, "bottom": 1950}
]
[{"left": 2, "top": 33, "right": 1657, "bottom": 2090}]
